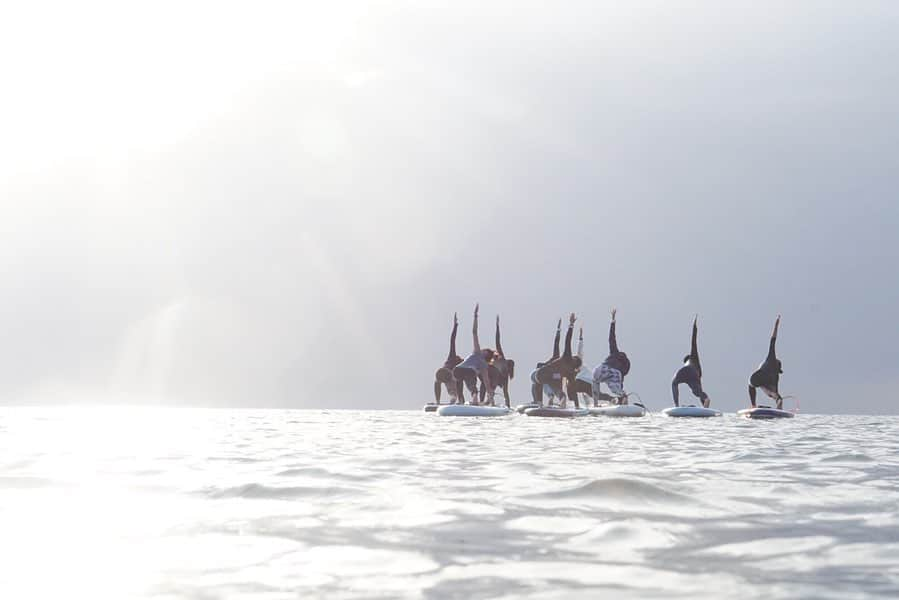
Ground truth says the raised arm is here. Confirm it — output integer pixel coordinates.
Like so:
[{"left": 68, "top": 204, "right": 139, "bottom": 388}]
[
  {"left": 691, "top": 315, "right": 699, "bottom": 360},
  {"left": 495, "top": 315, "right": 504, "bottom": 356},
  {"left": 472, "top": 304, "right": 481, "bottom": 353},
  {"left": 447, "top": 312, "right": 459, "bottom": 360},
  {"left": 767, "top": 315, "right": 780, "bottom": 361},
  {"left": 609, "top": 308, "right": 619, "bottom": 355},
  {"left": 577, "top": 327, "right": 584, "bottom": 360},
  {"left": 563, "top": 313, "right": 576, "bottom": 358},
  {"left": 551, "top": 318, "right": 562, "bottom": 360}
]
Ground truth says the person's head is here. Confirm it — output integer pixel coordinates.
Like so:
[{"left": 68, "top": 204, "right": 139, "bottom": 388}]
[
  {"left": 683, "top": 354, "right": 692, "bottom": 365},
  {"left": 435, "top": 367, "right": 452, "bottom": 383},
  {"left": 572, "top": 356, "right": 583, "bottom": 370},
  {"left": 482, "top": 348, "right": 496, "bottom": 362},
  {"left": 776, "top": 359, "right": 783, "bottom": 374},
  {"left": 494, "top": 356, "right": 513, "bottom": 378}
]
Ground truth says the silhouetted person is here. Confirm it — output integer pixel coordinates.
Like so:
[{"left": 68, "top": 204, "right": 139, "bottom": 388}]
[
  {"left": 452, "top": 304, "right": 495, "bottom": 404},
  {"left": 592, "top": 308, "right": 631, "bottom": 405},
  {"left": 481, "top": 316, "right": 515, "bottom": 407},
  {"left": 749, "top": 315, "right": 784, "bottom": 409},
  {"left": 671, "top": 315, "right": 711, "bottom": 407},
  {"left": 433, "top": 313, "right": 463, "bottom": 404},
  {"left": 533, "top": 314, "right": 582, "bottom": 407}
]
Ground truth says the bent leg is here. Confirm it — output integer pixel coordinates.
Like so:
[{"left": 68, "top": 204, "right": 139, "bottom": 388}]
[
  {"left": 478, "top": 368, "right": 494, "bottom": 405},
  {"left": 465, "top": 375, "right": 479, "bottom": 404},
  {"left": 687, "top": 380, "right": 710, "bottom": 407},
  {"left": 566, "top": 378, "right": 579, "bottom": 408},
  {"left": 534, "top": 368, "right": 558, "bottom": 405},
  {"left": 671, "top": 380, "right": 680, "bottom": 407},
  {"left": 761, "top": 386, "right": 783, "bottom": 410},
  {"left": 605, "top": 368, "right": 625, "bottom": 404},
  {"left": 574, "top": 379, "right": 592, "bottom": 407},
  {"left": 532, "top": 382, "right": 543, "bottom": 405}
]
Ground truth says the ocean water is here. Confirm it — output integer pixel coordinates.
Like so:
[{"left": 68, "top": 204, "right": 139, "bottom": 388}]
[{"left": 1, "top": 408, "right": 897, "bottom": 599}]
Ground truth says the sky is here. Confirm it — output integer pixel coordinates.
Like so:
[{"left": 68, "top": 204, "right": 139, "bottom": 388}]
[{"left": 1, "top": 1, "right": 897, "bottom": 413}]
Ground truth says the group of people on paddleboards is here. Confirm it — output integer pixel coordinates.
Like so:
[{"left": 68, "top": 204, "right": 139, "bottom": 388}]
[{"left": 434, "top": 306, "right": 786, "bottom": 409}]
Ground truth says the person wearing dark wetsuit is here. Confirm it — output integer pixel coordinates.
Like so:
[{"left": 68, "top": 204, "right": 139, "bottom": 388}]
[
  {"left": 671, "top": 316, "right": 711, "bottom": 407},
  {"left": 533, "top": 313, "right": 582, "bottom": 408},
  {"left": 591, "top": 308, "right": 631, "bottom": 405},
  {"left": 452, "top": 304, "right": 495, "bottom": 404},
  {"left": 481, "top": 315, "right": 515, "bottom": 407},
  {"left": 530, "top": 319, "right": 564, "bottom": 405},
  {"left": 434, "top": 313, "right": 463, "bottom": 404},
  {"left": 749, "top": 315, "right": 784, "bottom": 409}
]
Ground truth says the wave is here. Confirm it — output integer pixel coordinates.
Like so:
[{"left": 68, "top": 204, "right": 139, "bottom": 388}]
[
  {"left": 203, "top": 483, "right": 355, "bottom": 500},
  {"left": 0, "top": 476, "right": 60, "bottom": 489},
  {"left": 820, "top": 453, "right": 875, "bottom": 463},
  {"left": 276, "top": 467, "right": 371, "bottom": 481},
  {"left": 531, "top": 478, "right": 688, "bottom": 504}
]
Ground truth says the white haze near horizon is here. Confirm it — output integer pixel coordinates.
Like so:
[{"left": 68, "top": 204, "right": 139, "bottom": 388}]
[{"left": 1, "top": 1, "right": 897, "bottom": 413}]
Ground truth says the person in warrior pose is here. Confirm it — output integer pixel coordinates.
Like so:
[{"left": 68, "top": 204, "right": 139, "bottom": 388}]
[
  {"left": 481, "top": 316, "right": 516, "bottom": 407},
  {"left": 534, "top": 313, "right": 582, "bottom": 408},
  {"left": 433, "top": 313, "right": 463, "bottom": 404},
  {"left": 530, "top": 319, "right": 565, "bottom": 405},
  {"left": 452, "top": 304, "right": 495, "bottom": 405},
  {"left": 749, "top": 315, "right": 784, "bottom": 409},
  {"left": 571, "top": 328, "right": 600, "bottom": 405},
  {"left": 671, "top": 315, "right": 711, "bottom": 407},
  {"left": 592, "top": 308, "right": 631, "bottom": 406}
]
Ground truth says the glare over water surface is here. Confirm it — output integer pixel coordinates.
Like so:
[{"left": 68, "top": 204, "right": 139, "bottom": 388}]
[{"left": 1, "top": 408, "right": 898, "bottom": 599}]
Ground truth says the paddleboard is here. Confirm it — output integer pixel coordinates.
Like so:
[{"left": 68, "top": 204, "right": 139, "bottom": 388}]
[
  {"left": 524, "top": 406, "right": 590, "bottom": 418},
  {"left": 515, "top": 403, "right": 540, "bottom": 414},
  {"left": 588, "top": 403, "right": 646, "bottom": 417},
  {"left": 423, "top": 404, "right": 439, "bottom": 413},
  {"left": 661, "top": 405, "right": 722, "bottom": 418},
  {"left": 737, "top": 407, "right": 794, "bottom": 419},
  {"left": 437, "top": 404, "right": 513, "bottom": 417}
]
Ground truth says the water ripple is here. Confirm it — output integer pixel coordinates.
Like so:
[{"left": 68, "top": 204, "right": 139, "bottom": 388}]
[{"left": 0, "top": 409, "right": 897, "bottom": 599}]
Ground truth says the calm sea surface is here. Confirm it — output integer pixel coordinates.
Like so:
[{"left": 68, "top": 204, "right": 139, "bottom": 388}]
[{"left": 1, "top": 408, "right": 897, "bottom": 599}]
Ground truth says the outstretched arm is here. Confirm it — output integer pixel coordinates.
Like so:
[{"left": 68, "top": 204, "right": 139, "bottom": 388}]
[
  {"left": 472, "top": 304, "right": 481, "bottom": 353},
  {"left": 447, "top": 312, "right": 459, "bottom": 360},
  {"left": 577, "top": 327, "right": 584, "bottom": 361},
  {"left": 551, "top": 318, "right": 562, "bottom": 360},
  {"left": 609, "top": 308, "right": 618, "bottom": 355},
  {"left": 495, "top": 315, "right": 504, "bottom": 356},
  {"left": 563, "top": 313, "right": 576, "bottom": 358},
  {"left": 767, "top": 315, "right": 780, "bottom": 361},
  {"left": 691, "top": 315, "right": 699, "bottom": 360}
]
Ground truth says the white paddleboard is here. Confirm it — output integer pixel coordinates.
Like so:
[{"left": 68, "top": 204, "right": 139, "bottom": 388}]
[
  {"left": 524, "top": 406, "right": 589, "bottom": 418},
  {"left": 588, "top": 403, "right": 646, "bottom": 417},
  {"left": 515, "top": 403, "right": 540, "bottom": 414},
  {"left": 437, "top": 404, "right": 513, "bottom": 417},
  {"left": 661, "top": 405, "right": 722, "bottom": 418},
  {"left": 737, "top": 407, "right": 794, "bottom": 419}
]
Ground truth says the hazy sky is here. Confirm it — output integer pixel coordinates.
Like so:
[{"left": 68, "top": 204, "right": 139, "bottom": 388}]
[{"left": 2, "top": 1, "right": 897, "bottom": 413}]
